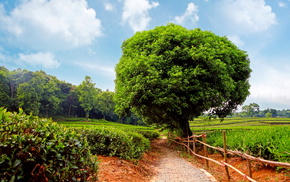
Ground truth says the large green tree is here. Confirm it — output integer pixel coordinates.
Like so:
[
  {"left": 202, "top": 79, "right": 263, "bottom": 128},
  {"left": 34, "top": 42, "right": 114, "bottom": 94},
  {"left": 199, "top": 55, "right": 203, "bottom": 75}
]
[
  {"left": 242, "top": 103, "right": 260, "bottom": 117},
  {"left": 8, "top": 69, "right": 34, "bottom": 112},
  {"left": 115, "top": 24, "right": 251, "bottom": 137},
  {"left": 76, "top": 76, "right": 99, "bottom": 120},
  {"left": 17, "top": 72, "right": 45, "bottom": 115},
  {"left": 17, "top": 71, "right": 61, "bottom": 116},
  {"left": 95, "top": 90, "right": 118, "bottom": 121}
]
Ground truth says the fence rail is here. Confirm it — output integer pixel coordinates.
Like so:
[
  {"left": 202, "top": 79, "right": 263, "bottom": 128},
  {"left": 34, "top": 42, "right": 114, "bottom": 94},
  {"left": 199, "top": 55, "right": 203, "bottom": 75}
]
[{"left": 168, "top": 131, "right": 290, "bottom": 181}]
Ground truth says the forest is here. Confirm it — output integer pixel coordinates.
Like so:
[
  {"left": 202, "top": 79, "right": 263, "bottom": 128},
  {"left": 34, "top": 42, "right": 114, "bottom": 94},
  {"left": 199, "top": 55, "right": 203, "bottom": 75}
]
[{"left": 0, "top": 66, "right": 141, "bottom": 125}]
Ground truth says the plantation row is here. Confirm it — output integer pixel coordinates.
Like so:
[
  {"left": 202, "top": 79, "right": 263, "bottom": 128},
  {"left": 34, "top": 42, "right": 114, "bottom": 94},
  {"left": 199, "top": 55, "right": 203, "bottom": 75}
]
[
  {"left": 0, "top": 108, "right": 159, "bottom": 181},
  {"left": 190, "top": 117, "right": 290, "bottom": 131}
]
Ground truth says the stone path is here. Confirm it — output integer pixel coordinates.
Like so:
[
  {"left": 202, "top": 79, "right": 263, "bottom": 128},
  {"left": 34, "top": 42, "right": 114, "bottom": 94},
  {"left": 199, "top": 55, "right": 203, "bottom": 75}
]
[{"left": 151, "top": 140, "right": 216, "bottom": 182}]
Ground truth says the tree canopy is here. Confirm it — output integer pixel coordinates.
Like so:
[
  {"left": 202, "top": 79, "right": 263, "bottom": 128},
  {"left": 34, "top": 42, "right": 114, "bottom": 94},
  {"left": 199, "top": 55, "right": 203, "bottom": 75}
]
[
  {"left": 76, "top": 76, "right": 100, "bottom": 120},
  {"left": 114, "top": 24, "right": 251, "bottom": 137}
]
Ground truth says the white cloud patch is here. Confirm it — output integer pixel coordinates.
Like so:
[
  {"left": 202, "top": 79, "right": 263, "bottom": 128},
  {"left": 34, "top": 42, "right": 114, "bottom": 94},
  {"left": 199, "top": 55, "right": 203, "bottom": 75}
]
[
  {"left": 220, "top": 0, "right": 277, "bottom": 34},
  {"left": 122, "top": 0, "right": 159, "bottom": 32},
  {"left": 74, "top": 61, "right": 115, "bottom": 78},
  {"left": 0, "top": 0, "right": 102, "bottom": 51},
  {"left": 104, "top": 2, "right": 114, "bottom": 11},
  {"left": 278, "top": 2, "right": 286, "bottom": 7},
  {"left": 227, "top": 35, "right": 244, "bottom": 47},
  {"left": 174, "top": 2, "right": 199, "bottom": 25},
  {"left": 249, "top": 65, "right": 290, "bottom": 109},
  {"left": 18, "top": 52, "right": 60, "bottom": 69}
]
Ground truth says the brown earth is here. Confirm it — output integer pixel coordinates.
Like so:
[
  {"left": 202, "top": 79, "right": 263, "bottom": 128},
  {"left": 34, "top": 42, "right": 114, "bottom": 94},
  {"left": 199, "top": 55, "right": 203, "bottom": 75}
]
[{"left": 97, "top": 139, "right": 290, "bottom": 182}]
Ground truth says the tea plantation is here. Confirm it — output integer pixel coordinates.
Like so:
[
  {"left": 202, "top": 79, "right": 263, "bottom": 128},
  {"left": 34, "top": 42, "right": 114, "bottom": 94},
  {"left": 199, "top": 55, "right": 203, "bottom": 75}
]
[
  {"left": 190, "top": 117, "right": 290, "bottom": 163},
  {"left": 0, "top": 108, "right": 160, "bottom": 181}
]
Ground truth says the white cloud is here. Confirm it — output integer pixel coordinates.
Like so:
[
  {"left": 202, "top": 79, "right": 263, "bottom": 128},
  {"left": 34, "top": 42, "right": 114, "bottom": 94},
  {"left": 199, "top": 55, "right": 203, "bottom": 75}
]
[
  {"left": 122, "top": 0, "right": 159, "bottom": 32},
  {"left": 18, "top": 52, "right": 60, "bottom": 69},
  {"left": 174, "top": 3, "right": 199, "bottom": 25},
  {"left": 227, "top": 35, "right": 244, "bottom": 47},
  {"left": 220, "top": 0, "right": 277, "bottom": 34},
  {"left": 278, "top": 2, "right": 286, "bottom": 7},
  {"left": 104, "top": 2, "right": 114, "bottom": 11},
  {"left": 249, "top": 65, "right": 290, "bottom": 109},
  {"left": 0, "top": 0, "right": 102, "bottom": 51},
  {"left": 74, "top": 61, "right": 115, "bottom": 77}
]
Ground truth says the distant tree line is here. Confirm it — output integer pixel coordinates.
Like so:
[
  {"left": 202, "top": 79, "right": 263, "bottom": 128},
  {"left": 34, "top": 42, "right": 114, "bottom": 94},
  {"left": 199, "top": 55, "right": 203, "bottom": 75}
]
[
  {"left": 233, "top": 103, "right": 290, "bottom": 118},
  {"left": 0, "top": 66, "right": 142, "bottom": 125}
]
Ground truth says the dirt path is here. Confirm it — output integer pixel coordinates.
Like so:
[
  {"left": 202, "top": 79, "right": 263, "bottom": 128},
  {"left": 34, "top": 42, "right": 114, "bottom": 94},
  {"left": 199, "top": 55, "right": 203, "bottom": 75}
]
[
  {"left": 151, "top": 139, "right": 216, "bottom": 182},
  {"left": 98, "top": 138, "right": 290, "bottom": 182},
  {"left": 98, "top": 138, "right": 216, "bottom": 182}
]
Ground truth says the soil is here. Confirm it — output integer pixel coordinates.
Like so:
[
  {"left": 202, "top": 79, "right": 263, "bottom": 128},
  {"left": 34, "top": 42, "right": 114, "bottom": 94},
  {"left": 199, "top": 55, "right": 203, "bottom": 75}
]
[{"left": 97, "top": 139, "right": 290, "bottom": 182}]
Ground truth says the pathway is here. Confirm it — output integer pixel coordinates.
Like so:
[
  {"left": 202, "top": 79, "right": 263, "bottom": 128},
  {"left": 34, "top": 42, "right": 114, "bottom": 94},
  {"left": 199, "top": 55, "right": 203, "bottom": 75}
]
[{"left": 151, "top": 139, "right": 216, "bottom": 182}]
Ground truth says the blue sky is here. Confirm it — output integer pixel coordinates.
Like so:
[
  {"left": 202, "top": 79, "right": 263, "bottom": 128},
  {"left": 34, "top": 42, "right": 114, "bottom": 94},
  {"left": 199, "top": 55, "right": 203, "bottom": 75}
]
[{"left": 0, "top": 0, "right": 290, "bottom": 110}]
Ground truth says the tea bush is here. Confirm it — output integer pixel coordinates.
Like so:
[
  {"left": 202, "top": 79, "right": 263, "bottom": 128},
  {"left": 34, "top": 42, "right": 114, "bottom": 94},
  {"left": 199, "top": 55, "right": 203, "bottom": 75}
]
[
  {"left": 76, "top": 127, "right": 150, "bottom": 160},
  {"left": 134, "top": 130, "right": 160, "bottom": 141},
  {"left": 0, "top": 108, "right": 98, "bottom": 181}
]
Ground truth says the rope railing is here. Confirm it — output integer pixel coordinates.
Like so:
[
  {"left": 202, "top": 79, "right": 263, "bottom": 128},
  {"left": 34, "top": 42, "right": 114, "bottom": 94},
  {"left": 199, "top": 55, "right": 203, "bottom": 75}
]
[
  {"left": 169, "top": 138, "right": 224, "bottom": 167},
  {"left": 168, "top": 132, "right": 290, "bottom": 181}
]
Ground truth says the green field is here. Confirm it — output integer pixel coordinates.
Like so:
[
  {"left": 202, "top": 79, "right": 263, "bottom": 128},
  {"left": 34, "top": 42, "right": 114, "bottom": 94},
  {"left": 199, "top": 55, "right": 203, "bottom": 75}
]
[{"left": 190, "top": 117, "right": 290, "bottom": 132}]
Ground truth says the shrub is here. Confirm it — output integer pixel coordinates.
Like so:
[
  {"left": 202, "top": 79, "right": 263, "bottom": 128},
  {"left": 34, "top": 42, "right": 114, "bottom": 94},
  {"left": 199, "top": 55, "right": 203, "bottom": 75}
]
[
  {"left": 0, "top": 108, "right": 98, "bottom": 181},
  {"left": 76, "top": 127, "right": 150, "bottom": 160},
  {"left": 135, "top": 130, "right": 160, "bottom": 141}
]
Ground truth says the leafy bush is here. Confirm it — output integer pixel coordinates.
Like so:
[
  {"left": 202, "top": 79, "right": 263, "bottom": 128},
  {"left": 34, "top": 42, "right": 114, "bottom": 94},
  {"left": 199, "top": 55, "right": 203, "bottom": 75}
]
[
  {"left": 134, "top": 130, "right": 160, "bottom": 141},
  {"left": 76, "top": 127, "right": 150, "bottom": 160},
  {"left": 0, "top": 108, "right": 98, "bottom": 181}
]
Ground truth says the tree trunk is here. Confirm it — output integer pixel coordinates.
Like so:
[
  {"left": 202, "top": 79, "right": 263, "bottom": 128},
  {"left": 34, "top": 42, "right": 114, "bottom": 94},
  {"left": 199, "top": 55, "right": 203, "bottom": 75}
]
[
  {"left": 85, "top": 110, "right": 89, "bottom": 120},
  {"left": 180, "top": 120, "right": 192, "bottom": 138}
]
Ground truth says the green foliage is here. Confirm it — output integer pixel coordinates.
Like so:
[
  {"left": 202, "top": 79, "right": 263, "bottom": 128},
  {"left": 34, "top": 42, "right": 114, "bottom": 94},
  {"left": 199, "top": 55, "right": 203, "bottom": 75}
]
[
  {"left": 242, "top": 103, "right": 260, "bottom": 117},
  {"left": 0, "top": 67, "right": 10, "bottom": 109},
  {"left": 16, "top": 71, "right": 61, "bottom": 117},
  {"left": 95, "top": 90, "right": 118, "bottom": 121},
  {"left": 206, "top": 127, "right": 290, "bottom": 162},
  {"left": 75, "top": 127, "right": 150, "bottom": 160},
  {"left": 0, "top": 108, "right": 98, "bottom": 181},
  {"left": 0, "top": 66, "right": 148, "bottom": 123},
  {"left": 132, "top": 130, "right": 160, "bottom": 141},
  {"left": 76, "top": 76, "right": 100, "bottom": 120},
  {"left": 57, "top": 118, "right": 159, "bottom": 159},
  {"left": 115, "top": 23, "right": 251, "bottom": 137},
  {"left": 57, "top": 118, "right": 159, "bottom": 140}
]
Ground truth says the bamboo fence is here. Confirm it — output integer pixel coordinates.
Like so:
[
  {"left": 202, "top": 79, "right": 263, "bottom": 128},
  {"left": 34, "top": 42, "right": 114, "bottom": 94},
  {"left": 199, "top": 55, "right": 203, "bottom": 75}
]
[{"left": 168, "top": 131, "right": 290, "bottom": 181}]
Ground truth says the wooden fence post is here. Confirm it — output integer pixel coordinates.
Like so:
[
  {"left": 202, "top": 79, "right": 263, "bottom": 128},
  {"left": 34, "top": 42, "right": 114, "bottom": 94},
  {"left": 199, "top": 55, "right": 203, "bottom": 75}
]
[
  {"left": 247, "top": 159, "right": 252, "bottom": 179},
  {"left": 194, "top": 137, "right": 197, "bottom": 154},
  {"left": 192, "top": 137, "right": 195, "bottom": 155},
  {"left": 203, "top": 133, "right": 209, "bottom": 168},
  {"left": 223, "top": 131, "right": 231, "bottom": 181},
  {"left": 187, "top": 135, "right": 190, "bottom": 154}
]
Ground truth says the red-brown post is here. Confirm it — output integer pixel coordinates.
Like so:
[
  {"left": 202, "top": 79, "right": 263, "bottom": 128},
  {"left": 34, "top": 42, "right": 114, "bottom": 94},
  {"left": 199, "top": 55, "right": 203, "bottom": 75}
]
[
  {"left": 223, "top": 131, "right": 231, "bottom": 181},
  {"left": 247, "top": 159, "right": 252, "bottom": 179},
  {"left": 187, "top": 135, "right": 190, "bottom": 154},
  {"left": 203, "top": 132, "right": 209, "bottom": 168},
  {"left": 192, "top": 137, "right": 195, "bottom": 155}
]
